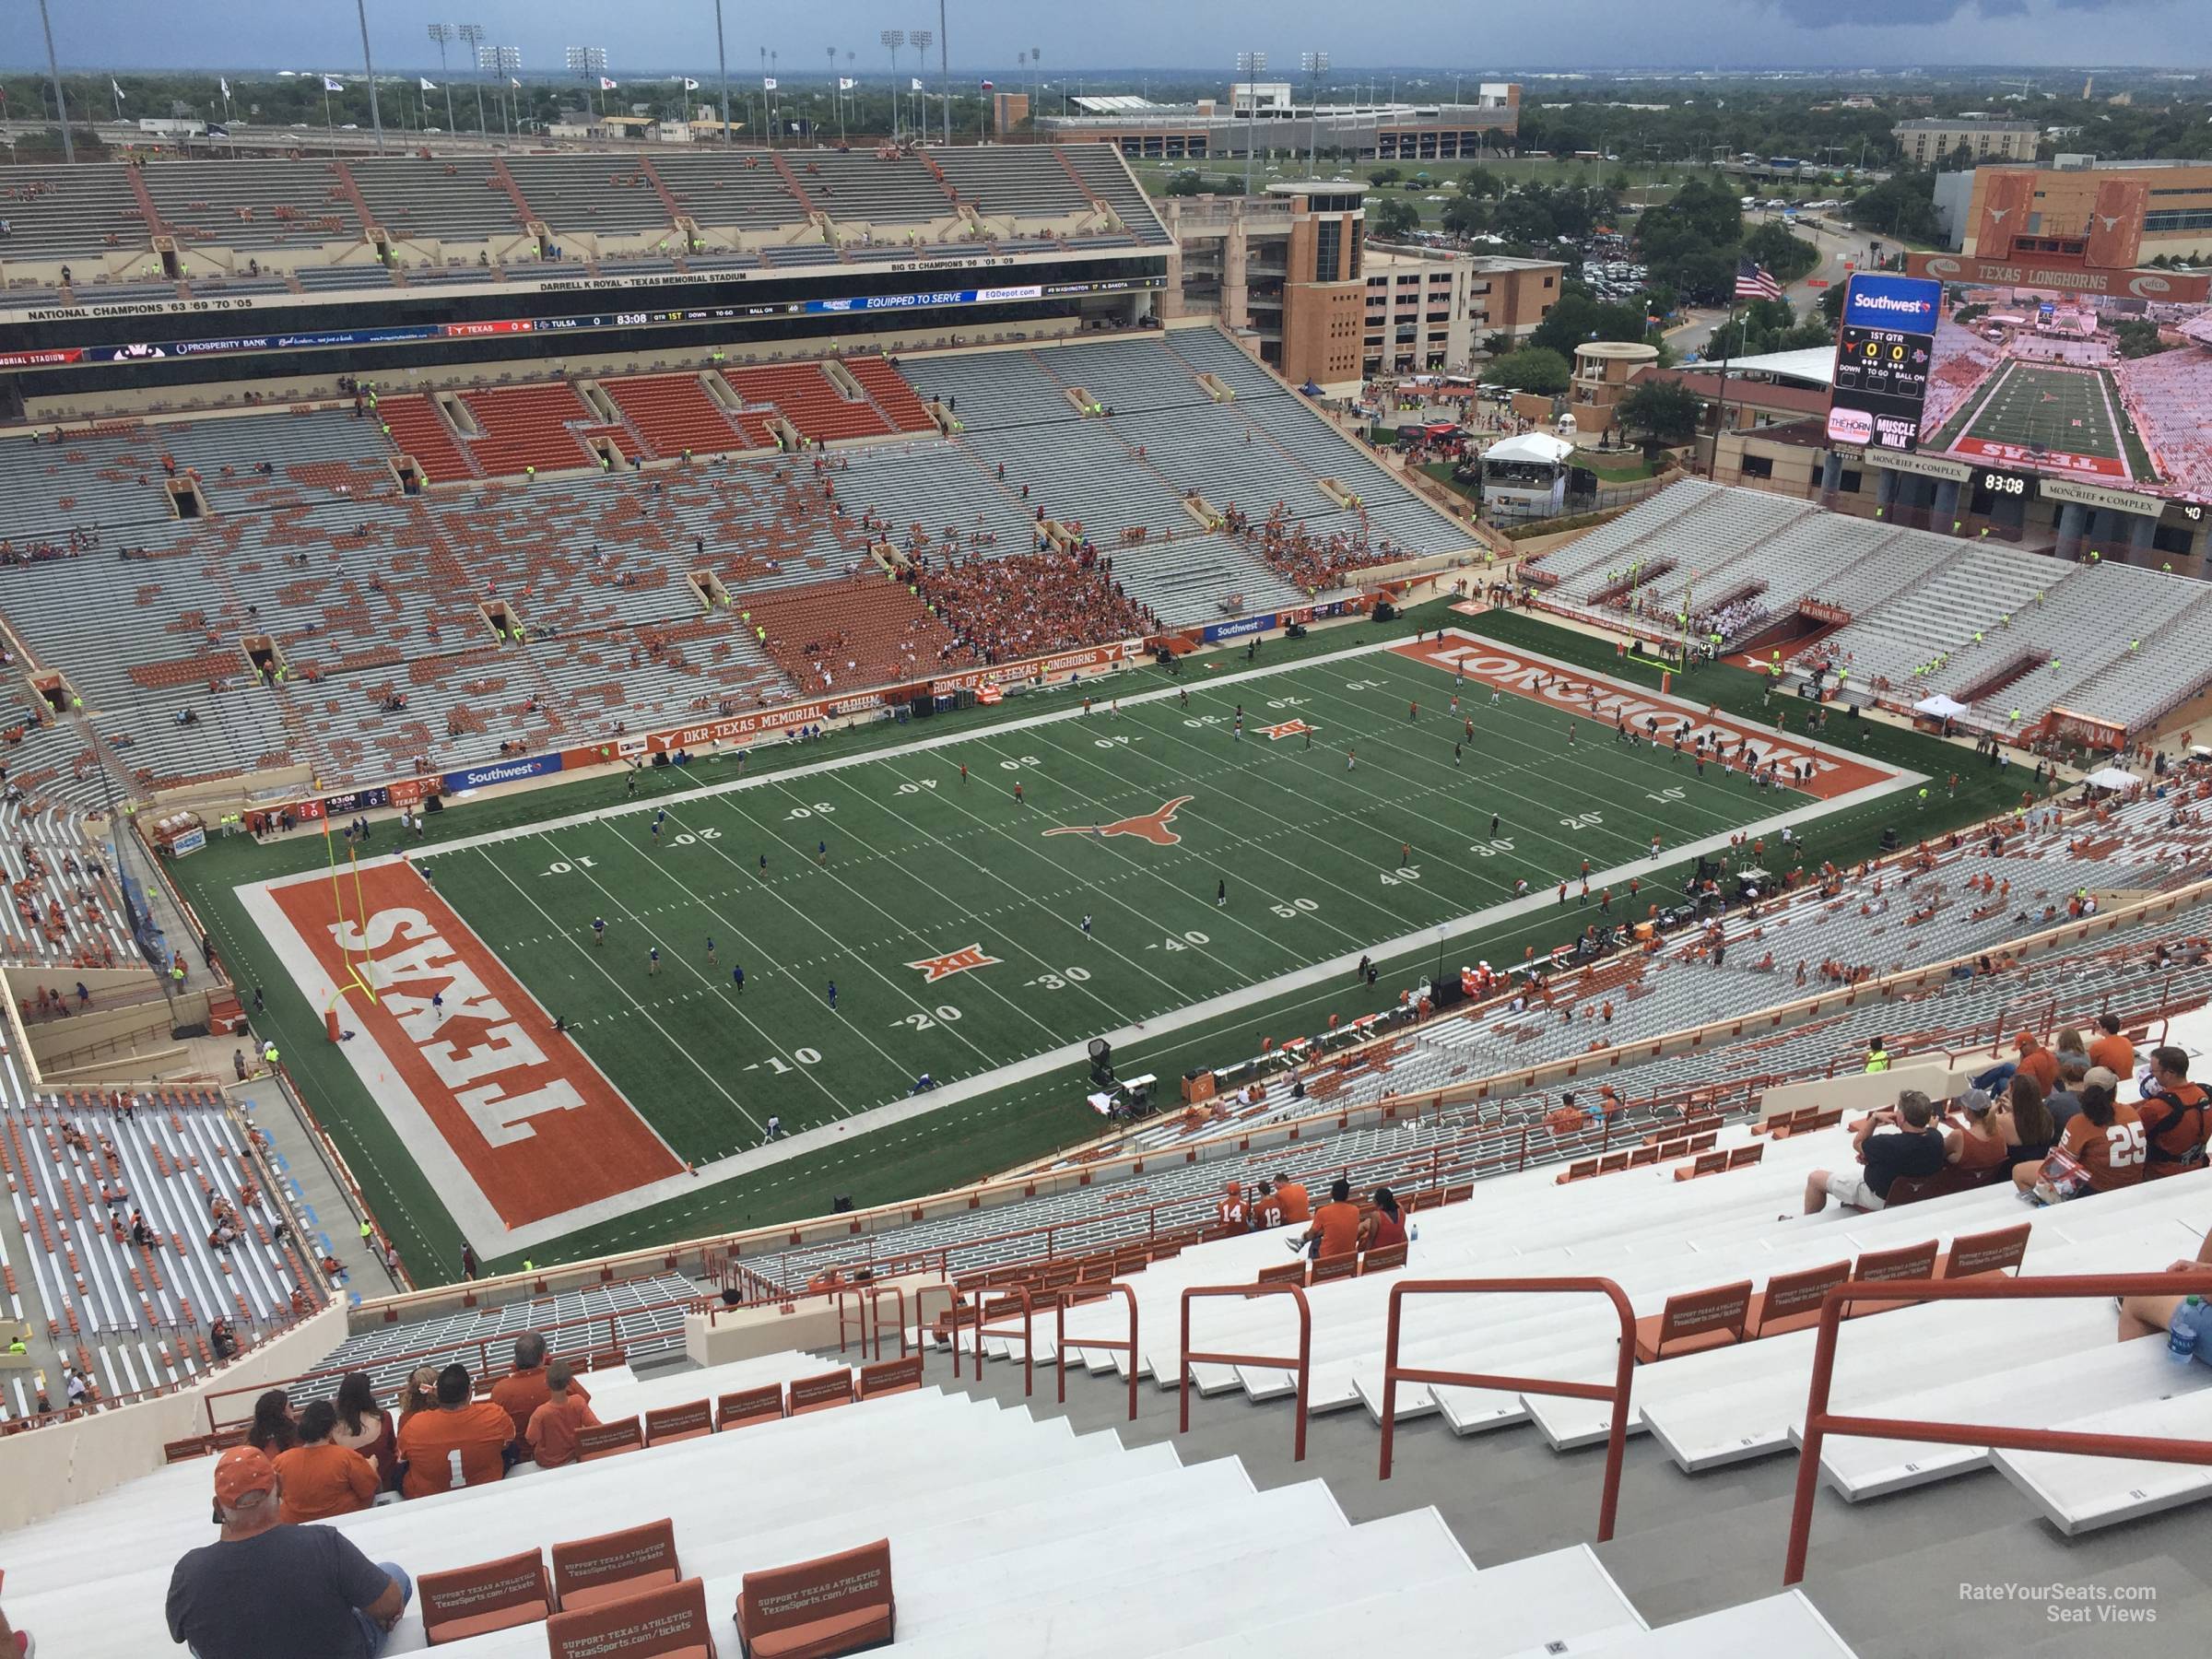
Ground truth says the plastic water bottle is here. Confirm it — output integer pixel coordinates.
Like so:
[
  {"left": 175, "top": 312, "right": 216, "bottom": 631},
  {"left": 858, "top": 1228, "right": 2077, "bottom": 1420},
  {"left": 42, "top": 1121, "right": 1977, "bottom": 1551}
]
[
  {"left": 2170, "top": 1298, "right": 2203, "bottom": 1365},
  {"left": 1409, "top": 1222, "right": 1420, "bottom": 1243}
]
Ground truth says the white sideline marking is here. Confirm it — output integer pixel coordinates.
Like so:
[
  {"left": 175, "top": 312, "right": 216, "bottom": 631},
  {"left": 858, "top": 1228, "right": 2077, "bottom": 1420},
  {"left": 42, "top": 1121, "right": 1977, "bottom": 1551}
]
[{"left": 239, "top": 629, "right": 1920, "bottom": 1253}]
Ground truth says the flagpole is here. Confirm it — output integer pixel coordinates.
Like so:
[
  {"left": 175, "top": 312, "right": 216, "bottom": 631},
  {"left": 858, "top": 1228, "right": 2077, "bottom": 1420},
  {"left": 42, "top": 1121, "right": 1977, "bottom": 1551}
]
[{"left": 323, "top": 80, "right": 337, "bottom": 159}]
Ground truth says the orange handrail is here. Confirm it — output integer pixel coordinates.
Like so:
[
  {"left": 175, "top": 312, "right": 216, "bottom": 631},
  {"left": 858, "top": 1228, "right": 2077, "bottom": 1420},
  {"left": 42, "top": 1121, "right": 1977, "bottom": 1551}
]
[
  {"left": 914, "top": 1283, "right": 962, "bottom": 1375},
  {"left": 971, "top": 1285, "right": 1035, "bottom": 1397},
  {"left": 1784, "top": 1271, "right": 2212, "bottom": 1586},
  {"left": 834, "top": 1283, "right": 907, "bottom": 1361},
  {"left": 1055, "top": 1281, "right": 1139, "bottom": 1421},
  {"left": 1378, "top": 1276, "right": 1637, "bottom": 1544},
  {"left": 1180, "top": 1282, "right": 1311, "bottom": 1463}
]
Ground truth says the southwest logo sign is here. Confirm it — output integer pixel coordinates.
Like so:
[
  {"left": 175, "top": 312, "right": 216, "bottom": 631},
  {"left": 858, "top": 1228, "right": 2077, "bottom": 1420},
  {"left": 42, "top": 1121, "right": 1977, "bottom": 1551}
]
[
  {"left": 1042, "top": 795, "right": 1194, "bottom": 846},
  {"left": 907, "top": 944, "right": 1002, "bottom": 982}
]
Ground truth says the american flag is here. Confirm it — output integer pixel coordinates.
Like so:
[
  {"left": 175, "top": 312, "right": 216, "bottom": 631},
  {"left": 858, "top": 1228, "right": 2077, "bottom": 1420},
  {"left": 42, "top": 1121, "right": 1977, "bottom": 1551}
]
[{"left": 1735, "top": 258, "right": 1783, "bottom": 301}]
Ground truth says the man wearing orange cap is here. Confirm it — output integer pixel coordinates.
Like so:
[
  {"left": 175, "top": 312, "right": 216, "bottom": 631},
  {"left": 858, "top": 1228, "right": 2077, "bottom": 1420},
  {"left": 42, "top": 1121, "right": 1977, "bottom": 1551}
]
[{"left": 166, "top": 1445, "right": 410, "bottom": 1658}]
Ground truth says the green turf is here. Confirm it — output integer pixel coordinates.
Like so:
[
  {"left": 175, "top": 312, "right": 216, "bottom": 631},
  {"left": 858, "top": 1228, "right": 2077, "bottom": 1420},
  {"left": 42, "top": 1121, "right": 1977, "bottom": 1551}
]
[
  {"left": 1934, "top": 359, "right": 2130, "bottom": 474},
  {"left": 421, "top": 643, "right": 1808, "bottom": 1165},
  {"left": 172, "top": 598, "right": 2040, "bottom": 1281}
]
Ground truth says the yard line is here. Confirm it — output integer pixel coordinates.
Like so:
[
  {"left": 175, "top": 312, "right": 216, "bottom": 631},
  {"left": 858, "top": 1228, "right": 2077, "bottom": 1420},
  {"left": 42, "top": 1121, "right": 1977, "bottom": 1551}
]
[
  {"left": 1347, "top": 653, "right": 1785, "bottom": 833},
  {"left": 997, "top": 718, "right": 1408, "bottom": 945},
  {"left": 480, "top": 845, "right": 777, "bottom": 1134},
  {"left": 770, "top": 764, "right": 1215, "bottom": 1007},
  {"left": 1278, "top": 660, "right": 1786, "bottom": 860},
  {"left": 679, "top": 785, "right": 1085, "bottom": 1046},
  {"left": 853, "top": 741, "right": 1292, "bottom": 990},
  {"left": 571, "top": 819, "right": 944, "bottom": 1097}
]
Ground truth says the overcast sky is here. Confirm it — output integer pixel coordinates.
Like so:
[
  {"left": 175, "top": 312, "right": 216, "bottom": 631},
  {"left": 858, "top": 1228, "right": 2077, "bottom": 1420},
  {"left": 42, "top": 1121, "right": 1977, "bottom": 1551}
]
[{"left": 11, "top": 0, "right": 2210, "bottom": 76}]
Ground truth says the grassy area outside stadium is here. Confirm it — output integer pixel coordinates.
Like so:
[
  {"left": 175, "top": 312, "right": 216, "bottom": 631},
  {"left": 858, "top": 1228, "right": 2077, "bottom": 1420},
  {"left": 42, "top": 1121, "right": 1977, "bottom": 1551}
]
[{"left": 171, "top": 598, "right": 2034, "bottom": 1282}]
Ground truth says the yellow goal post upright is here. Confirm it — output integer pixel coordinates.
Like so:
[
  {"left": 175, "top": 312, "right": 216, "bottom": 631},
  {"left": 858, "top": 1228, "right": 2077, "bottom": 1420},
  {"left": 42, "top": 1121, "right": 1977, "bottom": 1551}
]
[
  {"left": 319, "top": 811, "right": 382, "bottom": 1042},
  {"left": 1622, "top": 568, "right": 1700, "bottom": 687}
]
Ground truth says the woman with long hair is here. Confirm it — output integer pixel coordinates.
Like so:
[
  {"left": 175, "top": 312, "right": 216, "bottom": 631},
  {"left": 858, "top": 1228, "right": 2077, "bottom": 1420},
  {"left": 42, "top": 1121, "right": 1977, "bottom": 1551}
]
[
  {"left": 330, "top": 1370, "right": 400, "bottom": 1492},
  {"left": 1361, "top": 1185, "right": 1407, "bottom": 1251},
  {"left": 245, "top": 1389, "right": 295, "bottom": 1457},
  {"left": 396, "top": 1364, "right": 441, "bottom": 1424},
  {"left": 1995, "top": 1074, "right": 2055, "bottom": 1174}
]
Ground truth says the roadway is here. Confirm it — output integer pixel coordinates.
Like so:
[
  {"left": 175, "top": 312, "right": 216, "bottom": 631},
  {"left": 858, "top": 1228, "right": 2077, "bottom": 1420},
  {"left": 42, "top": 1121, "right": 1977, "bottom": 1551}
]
[{"left": 1667, "top": 213, "right": 1888, "bottom": 360}]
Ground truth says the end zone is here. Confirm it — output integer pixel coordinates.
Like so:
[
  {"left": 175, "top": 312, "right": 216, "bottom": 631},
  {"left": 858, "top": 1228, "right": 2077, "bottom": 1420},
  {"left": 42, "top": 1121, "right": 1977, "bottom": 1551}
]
[{"left": 241, "top": 856, "right": 686, "bottom": 1243}]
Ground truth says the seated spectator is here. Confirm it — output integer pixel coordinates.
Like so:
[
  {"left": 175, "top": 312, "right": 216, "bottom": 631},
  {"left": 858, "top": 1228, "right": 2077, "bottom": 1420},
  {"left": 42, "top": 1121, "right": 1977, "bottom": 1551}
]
[
  {"left": 2044, "top": 1055, "right": 2088, "bottom": 1134},
  {"left": 166, "top": 1447, "right": 410, "bottom": 1659},
  {"left": 274, "top": 1400, "right": 378, "bottom": 1524},
  {"left": 394, "top": 1365, "right": 440, "bottom": 1426},
  {"left": 1361, "top": 1186, "right": 1408, "bottom": 1251},
  {"left": 1245, "top": 1179, "right": 1281, "bottom": 1230},
  {"left": 1803, "top": 1090, "right": 1947, "bottom": 1215},
  {"left": 0, "top": 1601, "right": 25, "bottom": 1657},
  {"left": 2088, "top": 1012, "right": 2137, "bottom": 1078},
  {"left": 1214, "top": 1180, "right": 1247, "bottom": 1231},
  {"left": 1944, "top": 1088, "right": 2010, "bottom": 1173},
  {"left": 1273, "top": 1171, "right": 1311, "bottom": 1225},
  {"left": 2015, "top": 1076, "right": 2147, "bottom": 1198},
  {"left": 524, "top": 1362, "right": 602, "bottom": 1469},
  {"left": 488, "top": 1332, "right": 589, "bottom": 1448},
  {"left": 2138, "top": 1045, "right": 2210, "bottom": 1179},
  {"left": 330, "top": 1371, "right": 400, "bottom": 1494},
  {"left": 1294, "top": 1179, "right": 1364, "bottom": 1260},
  {"left": 2116, "top": 1226, "right": 2212, "bottom": 1349},
  {"left": 1994, "top": 1075, "right": 2057, "bottom": 1174},
  {"left": 394, "top": 1364, "right": 515, "bottom": 1500},
  {"left": 246, "top": 1390, "right": 296, "bottom": 1457}
]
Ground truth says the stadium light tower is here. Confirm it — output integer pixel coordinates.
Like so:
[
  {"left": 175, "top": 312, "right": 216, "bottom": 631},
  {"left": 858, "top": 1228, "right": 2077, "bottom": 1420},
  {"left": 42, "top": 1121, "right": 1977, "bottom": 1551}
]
[
  {"left": 1235, "top": 51, "right": 1266, "bottom": 196},
  {"left": 880, "top": 29, "right": 904, "bottom": 139},
  {"left": 566, "top": 45, "right": 609, "bottom": 116},
  {"left": 354, "top": 0, "right": 385, "bottom": 152},
  {"left": 426, "top": 25, "right": 459, "bottom": 134},
  {"left": 909, "top": 29, "right": 933, "bottom": 147},
  {"left": 935, "top": 0, "right": 950, "bottom": 147},
  {"left": 1300, "top": 51, "right": 1328, "bottom": 172},
  {"left": 711, "top": 0, "right": 733, "bottom": 144},
  {"left": 482, "top": 44, "right": 520, "bottom": 136},
  {"left": 456, "top": 23, "right": 487, "bottom": 134},
  {"left": 34, "top": 0, "right": 70, "bottom": 164}
]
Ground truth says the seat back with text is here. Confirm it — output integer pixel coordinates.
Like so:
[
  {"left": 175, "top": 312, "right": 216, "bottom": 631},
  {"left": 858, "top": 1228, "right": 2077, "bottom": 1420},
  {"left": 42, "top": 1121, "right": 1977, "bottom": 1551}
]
[
  {"left": 577, "top": 1415, "right": 645, "bottom": 1462},
  {"left": 786, "top": 1370, "right": 855, "bottom": 1418},
  {"left": 1634, "top": 1279, "right": 1753, "bottom": 1364},
  {"left": 645, "top": 1398, "right": 715, "bottom": 1446},
  {"left": 733, "top": 1538, "right": 894, "bottom": 1659},
  {"left": 1846, "top": 1238, "right": 1940, "bottom": 1317},
  {"left": 856, "top": 1355, "right": 922, "bottom": 1400},
  {"left": 418, "top": 1548, "right": 552, "bottom": 1646},
  {"left": 547, "top": 1575, "right": 719, "bottom": 1659},
  {"left": 716, "top": 1384, "right": 787, "bottom": 1431},
  {"left": 1748, "top": 1259, "right": 1852, "bottom": 1339},
  {"left": 1940, "top": 1220, "right": 2031, "bottom": 1280},
  {"left": 553, "top": 1517, "right": 682, "bottom": 1613}
]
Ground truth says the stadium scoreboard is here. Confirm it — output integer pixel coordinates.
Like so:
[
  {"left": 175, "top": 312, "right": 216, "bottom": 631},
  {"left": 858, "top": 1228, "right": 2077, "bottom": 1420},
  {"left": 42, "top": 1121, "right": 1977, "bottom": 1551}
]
[{"left": 1825, "top": 274, "right": 1943, "bottom": 454}]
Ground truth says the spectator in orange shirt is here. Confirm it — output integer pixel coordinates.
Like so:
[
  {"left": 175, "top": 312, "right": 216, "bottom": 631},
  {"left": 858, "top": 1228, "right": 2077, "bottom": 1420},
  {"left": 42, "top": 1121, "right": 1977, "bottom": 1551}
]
[
  {"left": 1214, "top": 1180, "right": 1246, "bottom": 1231},
  {"left": 524, "top": 1362, "right": 602, "bottom": 1469},
  {"left": 488, "top": 1333, "right": 589, "bottom": 1446},
  {"left": 1294, "top": 1179, "right": 1364, "bottom": 1260},
  {"left": 2088, "top": 1014, "right": 2136, "bottom": 1079},
  {"left": 2013, "top": 1033, "right": 2059, "bottom": 1095},
  {"left": 274, "top": 1399, "right": 379, "bottom": 1524},
  {"left": 1273, "top": 1172, "right": 1310, "bottom": 1226},
  {"left": 394, "top": 1364, "right": 514, "bottom": 1500}
]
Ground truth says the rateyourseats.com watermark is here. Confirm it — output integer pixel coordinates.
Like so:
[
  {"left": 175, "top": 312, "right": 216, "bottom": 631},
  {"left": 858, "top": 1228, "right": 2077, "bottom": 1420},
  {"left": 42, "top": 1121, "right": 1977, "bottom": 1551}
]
[{"left": 1960, "top": 1583, "right": 2159, "bottom": 1627}]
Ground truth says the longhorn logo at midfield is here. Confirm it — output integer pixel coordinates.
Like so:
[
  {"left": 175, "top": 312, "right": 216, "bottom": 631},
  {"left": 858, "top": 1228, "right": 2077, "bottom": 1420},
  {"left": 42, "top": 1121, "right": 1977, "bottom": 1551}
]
[{"left": 1043, "top": 794, "right": 1195, "bottom": 846}]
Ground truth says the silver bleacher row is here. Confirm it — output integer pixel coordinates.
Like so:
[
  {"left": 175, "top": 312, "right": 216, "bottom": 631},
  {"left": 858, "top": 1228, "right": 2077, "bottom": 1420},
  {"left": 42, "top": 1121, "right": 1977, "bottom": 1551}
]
[
  {"left": 298, "top": 1272, "right": 701, "bottom": 1407},
  {"left": 0, "top": 145, "right": 1167, "bottom": 274}
]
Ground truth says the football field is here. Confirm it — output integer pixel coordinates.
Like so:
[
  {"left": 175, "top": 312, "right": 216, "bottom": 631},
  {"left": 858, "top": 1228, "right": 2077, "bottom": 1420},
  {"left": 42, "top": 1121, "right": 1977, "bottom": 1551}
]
[
  {"left": 235, "top": 627, "right": 1911, "bottom": 1258},
  {"left": 1936, "top": 359, "right": 2134, "bottom": 481}
]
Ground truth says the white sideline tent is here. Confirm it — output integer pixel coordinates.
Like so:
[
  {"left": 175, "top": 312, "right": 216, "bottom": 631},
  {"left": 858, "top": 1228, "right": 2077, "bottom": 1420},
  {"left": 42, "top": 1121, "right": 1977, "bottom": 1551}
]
[
  {"left": 2085, "top": 766, "right": 2143, "bottom": 794},
  {"left": 1913, "top": 692, "right": 1970, "bottom": 720}
]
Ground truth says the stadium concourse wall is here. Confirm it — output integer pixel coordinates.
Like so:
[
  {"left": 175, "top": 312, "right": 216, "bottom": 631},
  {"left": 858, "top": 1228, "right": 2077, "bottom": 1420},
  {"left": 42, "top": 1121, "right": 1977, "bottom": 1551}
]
[
  {"left": 0, "top": 1303, "right": 345, "bottom": 1531},
  {"left": 310, "top": 867, "right": 2212, "bottom": 1346}
]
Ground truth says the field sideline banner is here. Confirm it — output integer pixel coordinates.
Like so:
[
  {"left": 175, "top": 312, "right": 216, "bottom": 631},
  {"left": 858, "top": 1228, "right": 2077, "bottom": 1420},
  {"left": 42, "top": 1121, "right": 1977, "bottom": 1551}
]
[{"left": 1201, "top": 614, "right": 1278, "bottom": 643}]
